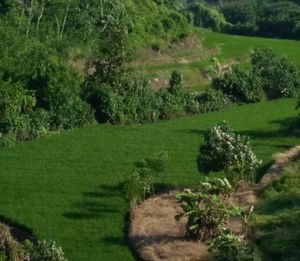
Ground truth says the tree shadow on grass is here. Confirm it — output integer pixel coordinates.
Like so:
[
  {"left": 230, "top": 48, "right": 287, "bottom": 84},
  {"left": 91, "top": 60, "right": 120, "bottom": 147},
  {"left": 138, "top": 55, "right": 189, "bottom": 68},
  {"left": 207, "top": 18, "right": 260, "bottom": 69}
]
[
  {"left": 257, "top": 192, "right": 300, "bottom": 215},
  {"left": 181, "top": 116, "right": 298, "bottom": 140},
  {"left": 0, "top": 214, "right": 36, "bottom": 242},
  {"left": 63, "top": 184, "right": 123, "bottom": 220}
]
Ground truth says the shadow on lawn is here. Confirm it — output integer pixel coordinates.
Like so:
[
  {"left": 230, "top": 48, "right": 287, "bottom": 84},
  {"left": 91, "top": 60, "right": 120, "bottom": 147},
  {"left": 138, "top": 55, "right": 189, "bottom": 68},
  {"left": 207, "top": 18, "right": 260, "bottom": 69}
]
[
  {"left": 0, "top": 214, "right": 36, "bottom": 242},
  {"left": 63, "top": 184, "right": 123, "bottom": 220},
  {"left": 182, "top": 116, "right": 298, "bottom": 139}
]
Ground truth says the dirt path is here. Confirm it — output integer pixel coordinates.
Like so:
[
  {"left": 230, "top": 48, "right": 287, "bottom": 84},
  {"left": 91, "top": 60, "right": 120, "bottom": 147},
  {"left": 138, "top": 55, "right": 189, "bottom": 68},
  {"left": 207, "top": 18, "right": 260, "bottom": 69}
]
[{"left": 128, "top": 146, "right": 300, "bottom": 261}]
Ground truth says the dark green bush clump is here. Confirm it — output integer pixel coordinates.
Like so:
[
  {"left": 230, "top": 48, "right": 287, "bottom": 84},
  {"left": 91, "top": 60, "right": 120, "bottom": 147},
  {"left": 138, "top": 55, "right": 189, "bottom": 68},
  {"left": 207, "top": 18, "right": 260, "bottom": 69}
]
[
  {"left": 212, "top": 48, "right": 300, "bottom": 103},
  {"left": 198, "top": 89, "right": 232, "bottom": 113},
  {"left": 83, "top": 71, "right": 199, "bottom": 124},
  {"left": 0, "top": 38, "right": 94, "bottom": 145}
]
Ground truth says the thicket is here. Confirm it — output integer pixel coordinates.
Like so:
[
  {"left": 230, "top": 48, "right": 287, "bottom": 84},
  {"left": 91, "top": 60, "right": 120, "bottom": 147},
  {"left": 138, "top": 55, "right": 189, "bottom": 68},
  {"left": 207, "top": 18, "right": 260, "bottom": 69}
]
[
  {"left": 212, "top": 48, "right": 300, "bottom": 104},
  {"left": 168, "top": 0, "right": 300, "bottom": 41},
  {"left": 0, "top": 0, "right": 194, "bottom": 145}
]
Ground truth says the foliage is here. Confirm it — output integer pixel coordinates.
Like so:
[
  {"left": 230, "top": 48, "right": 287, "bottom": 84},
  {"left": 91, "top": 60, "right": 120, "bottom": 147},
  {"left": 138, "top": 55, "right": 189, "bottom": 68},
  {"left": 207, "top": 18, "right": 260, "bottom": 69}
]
[
  {"left": 198, "top": 121, "right": 261, "bottom": 181},
  {"left": 190, "top": 0, "right": 300, "bottom": 40},
  {"left": 176, "top": 178, "right": 241, "bottom": 241},
  {"left": 83, "top": 71, "right": 199, "bottom": 124},
  {"left": 30, "top": 240, "right": 67, "bottom": 261},
  {"left": 209, "top": 227, "right": 262, "bottom": 261},
  {"left": 0, "top": 224, "right": 30, "bottom": 261},
  {"left": 197, "top": 89, "right": 233, "bottom": 113},
  {"left": 212, "top": 48, "right": 300, "bottom": 104},
  {"left": 212, "top": 67, "right": 266, "bottom": 103},
  {"left": 0, "top": 33, "right": 94, "bottom": 144},
  {"left": 251, "top": 48, "right": 300, "bottom": 99},
  {"left": 187, "top": 2, "right": 229, "bottom": 31},
  {"left": 123, "top": 152, "right": 168, "bottom": 204}
]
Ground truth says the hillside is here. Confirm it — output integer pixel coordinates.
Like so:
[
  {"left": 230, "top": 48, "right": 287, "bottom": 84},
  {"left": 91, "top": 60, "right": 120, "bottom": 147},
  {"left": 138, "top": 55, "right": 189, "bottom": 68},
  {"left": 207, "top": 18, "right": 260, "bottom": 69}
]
[
  {"left": 0, "top": 99, "right": 298, "bottom": 260},
  {"left": 135, "top": 28, "right": 300, "bottom": 91},
  {"left": 1, "top": 1, "right": 300, "bottom": 261}
]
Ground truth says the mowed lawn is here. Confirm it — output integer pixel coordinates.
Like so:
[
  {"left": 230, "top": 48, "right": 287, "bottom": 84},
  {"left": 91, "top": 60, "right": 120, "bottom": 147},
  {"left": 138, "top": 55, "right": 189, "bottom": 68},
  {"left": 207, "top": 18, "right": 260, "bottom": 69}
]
[{"left": 0, "top": 99, "right": 299, "bottom": 260}]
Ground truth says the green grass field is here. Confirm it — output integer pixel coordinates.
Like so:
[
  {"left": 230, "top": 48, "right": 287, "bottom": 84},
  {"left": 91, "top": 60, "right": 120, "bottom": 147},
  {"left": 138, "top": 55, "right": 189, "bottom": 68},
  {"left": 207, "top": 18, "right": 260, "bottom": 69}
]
[
  {"left": 255, "top": 157, "right": 300, "bottom": 260},
  {"left": 0, "top": 98, "right": 299, "bottom": 260},
  {"left": 140, "top": 29, "right": 300, "bottom": 91}
]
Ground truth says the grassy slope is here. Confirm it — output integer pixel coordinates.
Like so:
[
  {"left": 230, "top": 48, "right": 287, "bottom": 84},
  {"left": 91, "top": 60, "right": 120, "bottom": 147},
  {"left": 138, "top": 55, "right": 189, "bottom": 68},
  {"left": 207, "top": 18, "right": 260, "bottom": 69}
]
[
  {"left": 255, "top": 157, "right": 300, "bottom": 260},
  {"left": 141, "top": 29, "right": 300, "bottom": 91},
  {"left": 0, "top": 99, "right": 298, "bottom": 260}
]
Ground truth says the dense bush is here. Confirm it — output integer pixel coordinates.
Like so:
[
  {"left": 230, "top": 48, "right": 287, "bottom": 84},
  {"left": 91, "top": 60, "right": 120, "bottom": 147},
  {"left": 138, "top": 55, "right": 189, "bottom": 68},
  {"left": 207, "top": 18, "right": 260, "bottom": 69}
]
[
  {"left": 212, "top": 48, "right": 300, "bottom": 104},
  {"left": 199, "top": 0, "right": 300, "bottom": 40},
  {"left": 198, "top": 89, "right": 233, "bottom": 113},
  {"left": 186, "top": 2, "right": 229, "bottom": 31},
  {"left": 176, "top": 178, "right": 241, "bottom": 241},
  {"left": 251, "top": 48, "right": 300, "bottom": 99},
  {"left": 198, "top": 121, "right": 261, "bottom": 181},
  {"left": 209, "top": 228, "right": 262, "bottom": 261},
  {"left": 212, "top": 67, "right": 266, "bottom": 103},
  {"left": 0, "top": 222, "right": 68, "bottom": 261},
  {"left": 83, "top": 71, "right": 199, "bottom": 124},
  {"left": 0, "top": 37, "right": 94, "bottom": 145}
]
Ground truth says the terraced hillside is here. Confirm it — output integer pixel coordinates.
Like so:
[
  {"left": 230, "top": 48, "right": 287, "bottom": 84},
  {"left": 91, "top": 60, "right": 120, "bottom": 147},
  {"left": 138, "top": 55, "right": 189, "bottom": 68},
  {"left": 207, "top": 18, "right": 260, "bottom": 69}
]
[{"left": 136, "top": 29, "right": 300, "bottom": 92}]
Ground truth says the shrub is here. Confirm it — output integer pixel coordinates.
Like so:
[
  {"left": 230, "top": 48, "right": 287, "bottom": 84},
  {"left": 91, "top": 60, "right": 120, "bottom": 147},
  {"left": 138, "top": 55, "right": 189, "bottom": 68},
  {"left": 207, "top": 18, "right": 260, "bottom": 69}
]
[
  {"left": 30, "top": 240, "right": 67, "bottom": 261},
  {"left": 212, "top": 67, "right": 266, "bottom": 103},
  {"left": 198, "top": 89, "right": 233, "bottom": 113},
  {"left": 122, "top": 152, "right": 168, "bottom": 205},
  {"left": 176, "top": 178, "right": 241, "bottom": 241},
  {"left": 83, "top": 71, "right": 199, "bottom": 124},
  {"left": 0, "top": 223, "right": 29, "bottom": 261},
  {"left": 198, "top": 121, "right": 261, "bottom": 181},
  {"left": 49, "top": 98, "right": 94, "bottom": 130},
  {"left": 252, "top": 48, "right": 300, "bottom": 99},
  {"left": 212, "top": 48, "right": 300, "bottom": 103},
  {"left": 209, "top": 228, "right": 262, "bottom": 261}
]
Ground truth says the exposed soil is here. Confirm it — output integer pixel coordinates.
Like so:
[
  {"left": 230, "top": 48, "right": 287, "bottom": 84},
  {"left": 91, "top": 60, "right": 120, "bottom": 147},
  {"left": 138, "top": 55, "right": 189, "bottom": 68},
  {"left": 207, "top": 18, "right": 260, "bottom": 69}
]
[
  {"left": 131, "top": 37, "right": 216, "bottom": 68},
  {"left": 128, "top": 146, "right": 300, "bottom": 261},
  {"left": 128, "top": 192, "right": 209, "bottom": 261}
]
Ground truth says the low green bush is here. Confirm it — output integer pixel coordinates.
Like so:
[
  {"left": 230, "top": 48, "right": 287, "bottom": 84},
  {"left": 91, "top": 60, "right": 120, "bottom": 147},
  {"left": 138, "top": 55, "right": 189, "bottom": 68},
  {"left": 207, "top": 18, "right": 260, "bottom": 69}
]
[
  {"left": 122, "top": 152, "right": 168, "bottom": 205},
  {"left": 176, "top": 178, "right": 241, "bottom": 241},
  {"left": 198, "top": 89, "right": 233, "bottom": 113},
  {"left": 209, "top": 228, "right": 262, "bottom": 261},
  {"left": 30, "top": 240, "right": 67, "bottom": 261}
]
